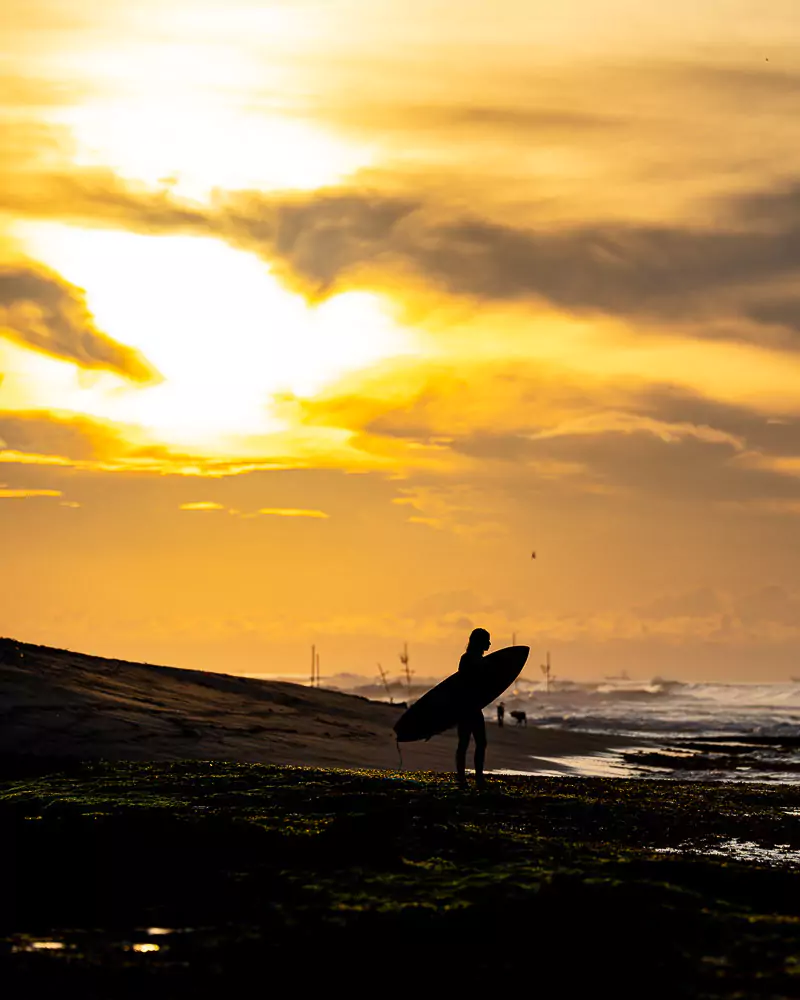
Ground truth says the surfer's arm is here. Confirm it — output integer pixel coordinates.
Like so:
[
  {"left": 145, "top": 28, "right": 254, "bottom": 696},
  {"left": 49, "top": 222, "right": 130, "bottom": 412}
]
[{"left": 458, "top": 651, "right": 482, "bottom": 679}]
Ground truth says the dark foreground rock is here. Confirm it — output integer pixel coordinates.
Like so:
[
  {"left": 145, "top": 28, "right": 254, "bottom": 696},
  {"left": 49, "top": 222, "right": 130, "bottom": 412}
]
[{"left": 4, "top": 760, "right": 800, "bottom": 998}]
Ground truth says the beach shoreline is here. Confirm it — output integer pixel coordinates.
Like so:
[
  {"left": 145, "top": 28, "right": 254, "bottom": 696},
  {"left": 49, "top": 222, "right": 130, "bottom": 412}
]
[{"left": 0, "top": 637, "right": 637, "bottom": 773}]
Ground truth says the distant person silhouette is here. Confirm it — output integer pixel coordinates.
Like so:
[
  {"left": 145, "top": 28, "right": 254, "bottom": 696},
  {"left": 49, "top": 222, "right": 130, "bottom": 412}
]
[
  {"left": 497, "top": 701, "right": 505, "bottom": 728},
  {"left": 456, "top": 627, "right": 491, "bottom": 788}
]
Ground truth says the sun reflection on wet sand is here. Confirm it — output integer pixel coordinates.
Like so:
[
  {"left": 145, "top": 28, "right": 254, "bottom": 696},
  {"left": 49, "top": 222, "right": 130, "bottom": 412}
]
[
  {"left": 654, "top": 839, "right": 800, "bottom": 867},
  {"left": 11, "top": 939, "right": 66, "bottom": 953}
]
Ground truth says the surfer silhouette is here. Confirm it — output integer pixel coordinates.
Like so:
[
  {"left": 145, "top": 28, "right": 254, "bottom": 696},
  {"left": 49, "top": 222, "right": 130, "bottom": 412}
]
[{"left": 456, "top": 628, "right": 491, "bottom": 788}]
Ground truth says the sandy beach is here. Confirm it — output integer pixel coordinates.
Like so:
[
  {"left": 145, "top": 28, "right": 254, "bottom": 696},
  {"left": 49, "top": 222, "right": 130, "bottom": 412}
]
[{"left": 0, "top": 637, "right": 628, "bottom": 772}]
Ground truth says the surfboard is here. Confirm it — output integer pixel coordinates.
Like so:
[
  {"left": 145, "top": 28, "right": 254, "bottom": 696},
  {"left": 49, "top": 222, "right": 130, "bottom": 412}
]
[{"left": 393, "top": 645, "right": 529, "bottom": 743}]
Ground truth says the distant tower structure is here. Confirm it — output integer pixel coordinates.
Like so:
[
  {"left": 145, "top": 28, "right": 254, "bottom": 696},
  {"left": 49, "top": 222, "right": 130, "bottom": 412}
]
[
  {"left": 377, "top": 663, "right": 393, "bottom": 703},
  {"left": 311, "top": 645, "right": 321, "bottom": 687},
  {"left": 540, "top": 651, "right": 553, "bottom": 693},
  {"left": 512, "top": 632, "right": 517, "bottom": 647},
  {"left": 400, "top": 642, "right": 413, "bottom": 697}
]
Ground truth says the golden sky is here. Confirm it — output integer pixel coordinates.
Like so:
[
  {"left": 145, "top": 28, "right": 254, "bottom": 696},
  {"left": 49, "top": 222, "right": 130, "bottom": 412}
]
[{"left": 3, "top": 1, "right": 800, "bottom": 681}]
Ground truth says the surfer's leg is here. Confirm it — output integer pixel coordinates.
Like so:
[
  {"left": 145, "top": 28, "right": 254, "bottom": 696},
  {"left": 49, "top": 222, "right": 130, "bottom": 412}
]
[
  {"left": 473, "top": 712, "right": 487, "bottom": 783},
  {"left": 456, "top": 718, "right": 470, "bottom": 786}
]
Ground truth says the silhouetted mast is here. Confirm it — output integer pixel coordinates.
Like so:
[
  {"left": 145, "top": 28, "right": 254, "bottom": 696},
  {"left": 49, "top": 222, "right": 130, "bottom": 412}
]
[
  {"left": 377, "top": 662, "right": 393, "bottom": 703},
  {"left": 311, "top": 646, "right": 321, "bottom": 688},
  {"left": 540, "top": 651, "right": 553, "bottom": 693},
  {"left": 400, "top": 642, "right": 413, "bottom": 697}
]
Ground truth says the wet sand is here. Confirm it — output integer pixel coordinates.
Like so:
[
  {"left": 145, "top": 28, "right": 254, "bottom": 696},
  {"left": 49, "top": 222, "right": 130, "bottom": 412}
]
[{"left": 0, "top": 637, "right": 630, "bottom": 772}]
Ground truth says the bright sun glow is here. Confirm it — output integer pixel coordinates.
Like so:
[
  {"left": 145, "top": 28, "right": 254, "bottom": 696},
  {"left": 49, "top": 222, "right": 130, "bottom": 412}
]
[
  {"left": 58, "top": 100, "right": 373, "bottom": 200},
  {"left": 9, "top": 224, "right": 416, "bottom": 451},
  {"left": 47, "top": 17, "right": 371, "bottom": 200}
]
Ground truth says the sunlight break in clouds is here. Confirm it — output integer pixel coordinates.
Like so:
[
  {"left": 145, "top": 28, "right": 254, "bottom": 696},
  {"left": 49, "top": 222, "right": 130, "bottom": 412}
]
[
  {"left": 36, "top": 1, "right": 374, "bottom": 201},
  {"left": 59, "top": 102, "right": 374, "bottom": 202},
  {"left": 6, "top": 223, "right": 417, "bottom": 458}
]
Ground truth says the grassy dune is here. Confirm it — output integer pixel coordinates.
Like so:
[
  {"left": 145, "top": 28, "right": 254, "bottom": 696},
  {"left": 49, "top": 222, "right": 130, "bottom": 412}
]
[{"left": 4, "top": 760, "right": 800, "bottom": 997}]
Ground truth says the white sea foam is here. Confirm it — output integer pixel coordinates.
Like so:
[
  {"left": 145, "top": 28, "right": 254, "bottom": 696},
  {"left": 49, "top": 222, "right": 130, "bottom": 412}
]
[{"left": 338, "top": 674, "right": 800, "bottom": 782}]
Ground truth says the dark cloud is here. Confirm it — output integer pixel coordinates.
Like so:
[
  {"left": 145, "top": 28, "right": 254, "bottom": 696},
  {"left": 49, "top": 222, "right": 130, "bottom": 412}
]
[
  {"left": 474, "top": 428, "right": 800, "bottom": 503},
  {"left": 7, "top": 147, "right": 800, "bottom": 343},
  {"left": 368, "top": 414, "right": 800, "bottom": 507},
  {"left": 746, "top": 296, "right": 800, "bottom": 342},
  {"left": 220, "top": 191, "right": 418, "bottom": 292},
  {"left": 330, "top": 101, "right": 620, "bottom": 136},
  {"left": 641, "top": 63, "right": 800, "bottom": 104},
  {"left": 309, "top": 369, "right": 800, "bottom": 507},
  {"left": 419, "top": 104, "right": 619, "bottom": 132},
  {"left": 636, "top": 385, "right": 800, "bottom": 455},
  {"left": 728, "top": 180, "right": 800, "bottom": 228},
  {"left": 0, "top": 118, "right": 209, "bottom": 232},
  {"left": 218, "top": 184, "right": 800, "bottom": 324},
  {"left": 2, "top": 168, "right": 209, "bottom": 234},
  {"left": 0, "top": 265, "right": 159, "bottom": 382},
  {"left": 0, "top": 410, "right": 124, "bottom": 461}
]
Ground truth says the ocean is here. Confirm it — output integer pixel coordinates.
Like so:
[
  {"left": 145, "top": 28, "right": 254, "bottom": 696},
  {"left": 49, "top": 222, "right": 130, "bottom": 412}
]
[
  {"left": 339, "top": 674, "right": 800, "bottom": 783},
  {"left": 497, "top": 677, "right": 800, "bottom": 783}
]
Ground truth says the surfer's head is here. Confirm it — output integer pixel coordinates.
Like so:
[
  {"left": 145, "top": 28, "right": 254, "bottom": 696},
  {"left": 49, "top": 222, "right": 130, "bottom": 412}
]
[{"left": 466, "top": 627, "right": 491, "bottom": 654}]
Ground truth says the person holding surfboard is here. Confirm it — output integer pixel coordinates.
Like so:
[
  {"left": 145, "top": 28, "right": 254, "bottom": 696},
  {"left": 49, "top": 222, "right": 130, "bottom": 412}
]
[
  {"left": 393, "top": 633, "right": 528, "bottom": 779},
  {"left": 456, "top": 627, "right": 491, "bottom": 788}
]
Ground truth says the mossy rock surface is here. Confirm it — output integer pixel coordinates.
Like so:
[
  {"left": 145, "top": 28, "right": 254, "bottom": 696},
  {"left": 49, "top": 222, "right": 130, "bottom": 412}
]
[{"left": 4, "top": 759, "right": 800, "bottom": 998}]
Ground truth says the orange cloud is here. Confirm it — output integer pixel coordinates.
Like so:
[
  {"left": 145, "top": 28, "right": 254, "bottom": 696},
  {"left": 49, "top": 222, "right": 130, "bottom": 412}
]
[
  {"left": 0, "top": 486, "right": 61, "bottom": 498},
  {"left": 178, "top": 502, "right": 329, "bottom": 518},
  {"left": 0, "top": 263, "right": 159, "bottom": 382},
  {"left": 257, "top": 508, "right": 329, "bottom": 518}
]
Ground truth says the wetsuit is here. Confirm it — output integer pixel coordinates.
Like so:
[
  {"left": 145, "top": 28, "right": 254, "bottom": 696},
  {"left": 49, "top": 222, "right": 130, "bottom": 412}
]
[{"left": 456, "top": 649, "right": 487, "bottom": 784}]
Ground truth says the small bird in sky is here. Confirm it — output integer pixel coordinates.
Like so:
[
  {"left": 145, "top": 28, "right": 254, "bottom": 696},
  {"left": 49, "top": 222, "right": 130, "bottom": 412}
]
[{"left": 531, "top": 551, "right": 536, "bottom": 559}]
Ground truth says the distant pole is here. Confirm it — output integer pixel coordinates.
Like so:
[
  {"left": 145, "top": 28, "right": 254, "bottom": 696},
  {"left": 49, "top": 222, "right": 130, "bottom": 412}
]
[
  {"left": 400, "top": 642, "right": 413, "bottom": 697},
  {"left": 311, "top": 644, "right": 315, "bottom": 687},
  {"left": 540, "top": 651, "right": 552, "bottom": 693},
  {"left": 377, "top": 663, "right": 393, "bottom": 703},
  {"left": 315, "top": 651, "right": 320, "bottom": 688},
  {"left": 512, "top": 632, "right": 517, "bottom": 647}
]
